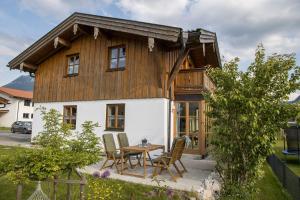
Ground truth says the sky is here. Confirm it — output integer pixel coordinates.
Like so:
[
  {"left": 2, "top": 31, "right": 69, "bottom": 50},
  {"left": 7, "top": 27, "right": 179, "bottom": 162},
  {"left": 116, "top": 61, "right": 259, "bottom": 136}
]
[{"left": 0, "top": 0, "right": 299, "bottom": 99}]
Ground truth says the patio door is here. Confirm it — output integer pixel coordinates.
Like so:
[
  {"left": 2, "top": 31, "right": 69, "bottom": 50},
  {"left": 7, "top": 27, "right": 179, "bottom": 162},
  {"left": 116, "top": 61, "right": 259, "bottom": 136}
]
[{"left": 175, "top": 101, "right": 201, "bottom": 154}]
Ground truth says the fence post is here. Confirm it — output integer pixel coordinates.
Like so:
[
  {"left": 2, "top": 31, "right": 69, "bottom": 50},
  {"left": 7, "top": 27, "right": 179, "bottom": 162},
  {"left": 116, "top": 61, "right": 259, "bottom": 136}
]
[
  {"left": 16, "top": 184, "right": 22, "bottom": 200},
  {"left": 282, "top": 160, "right": 286, "bottom": 188},
  {"left": 53, "top": 176, "right": 58, "bottom": 200}
]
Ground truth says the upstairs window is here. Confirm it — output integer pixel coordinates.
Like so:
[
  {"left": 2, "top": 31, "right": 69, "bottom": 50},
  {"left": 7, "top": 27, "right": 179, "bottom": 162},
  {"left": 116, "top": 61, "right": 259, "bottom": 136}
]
[
  {"left": 63, "top": 105, "right": 77, "bottom": 129},
  {"left": 109, "top": 46, "right": 126, "bottom": 70},
  {"left": 24, "top": 100, "right": 31, "bottom": 106},
  {"left": 67, "top": 54, "right": 79, "bottom": 76},
  {"left": 23, "top": 113, "right": 29, "bottom": 119},
  {"left": 106, "top": 104, "right": 125, "bottom": 131}
]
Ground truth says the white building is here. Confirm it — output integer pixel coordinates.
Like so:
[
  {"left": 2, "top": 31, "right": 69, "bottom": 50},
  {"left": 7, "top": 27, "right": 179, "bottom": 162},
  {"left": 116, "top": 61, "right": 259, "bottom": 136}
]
[{"left": 0, "top": 87, "right": 34, "bottom": 127}]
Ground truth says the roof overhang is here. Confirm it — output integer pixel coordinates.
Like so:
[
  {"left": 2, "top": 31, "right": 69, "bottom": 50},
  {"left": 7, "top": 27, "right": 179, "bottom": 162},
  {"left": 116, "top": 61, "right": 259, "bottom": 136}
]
[
  {"left": 7, "top": 12, "right": 182, "bottom": 72},
  {"left": 0, "top": 97, "right": 8, "bottom": 105},
  {"left": 7, "top": 13, "right": 221, "bottom": 73}
]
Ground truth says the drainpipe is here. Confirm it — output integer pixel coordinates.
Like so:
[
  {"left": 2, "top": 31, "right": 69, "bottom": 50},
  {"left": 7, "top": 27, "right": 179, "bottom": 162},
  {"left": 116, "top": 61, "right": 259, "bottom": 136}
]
[
  {"left": 16, "top": 100, "right": 20, "bottom": 121},
  {"left": 167, "top": 88, "right": 172, "bottom": 152}
]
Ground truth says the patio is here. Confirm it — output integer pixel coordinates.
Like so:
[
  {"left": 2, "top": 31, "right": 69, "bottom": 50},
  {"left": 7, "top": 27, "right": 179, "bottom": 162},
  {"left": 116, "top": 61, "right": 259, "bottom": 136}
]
[{"left": 82, "top": 154, "right": 216, "bottom": 192}]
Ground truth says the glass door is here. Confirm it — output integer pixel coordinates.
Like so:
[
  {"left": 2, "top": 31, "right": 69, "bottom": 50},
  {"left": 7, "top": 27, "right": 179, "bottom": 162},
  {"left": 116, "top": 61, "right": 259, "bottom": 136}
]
[{"left": 175, "top": 102, "right": 200, "bottom": 154}]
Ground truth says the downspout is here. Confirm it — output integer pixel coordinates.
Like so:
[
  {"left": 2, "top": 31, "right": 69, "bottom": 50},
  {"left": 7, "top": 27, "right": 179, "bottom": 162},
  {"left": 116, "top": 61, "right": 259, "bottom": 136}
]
[
  {"left": 167, "top": 88, "right": 171, "bottom": 152},
  {"left": 16, "top": 100, "right": 20, "bottom": 121}
]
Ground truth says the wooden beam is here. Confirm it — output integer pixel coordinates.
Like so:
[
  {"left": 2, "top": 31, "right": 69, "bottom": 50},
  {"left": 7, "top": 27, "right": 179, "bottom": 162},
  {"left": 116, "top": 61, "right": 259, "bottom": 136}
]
[
  {"left": 94, "top": 27, "right": 100, "bottom": 39},
  {"left": 148, "top": 37, "right": 155, "bottom": 52},
  {"left": 54, "top": 37, "right": 70, "bottom": 48},
  {"left": 167, "top": 47, "right": 190, "bottom": 89},
  {"left": 73, "top": 23, "right": 78, "bottom": 35},
  {"left": 20, "top": 62, "right": 37, "bottom": 70}
]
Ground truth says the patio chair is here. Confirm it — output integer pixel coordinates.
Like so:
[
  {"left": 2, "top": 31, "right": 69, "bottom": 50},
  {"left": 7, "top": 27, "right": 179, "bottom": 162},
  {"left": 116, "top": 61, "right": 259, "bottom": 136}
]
[
  {"left": 117, "top": 133, "right": 142, "bottom": 168},
  {"left": 152, "top": 137, "right": 187, "bottom": 182},
  {"left": 100, "top": 133, "right": 128, "bottom": 173},
  {"left": 282, "top": 126, "right": 300, "bottom": 162}
]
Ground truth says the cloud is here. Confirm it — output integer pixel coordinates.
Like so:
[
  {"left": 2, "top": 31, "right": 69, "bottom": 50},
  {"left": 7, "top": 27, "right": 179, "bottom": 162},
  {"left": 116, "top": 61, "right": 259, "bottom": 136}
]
[
  {"left": 19, "top": 0, "right": 112, "bottom": 19},
  {"left": 0, "top": 32, "right": 31, "bottom": 57},
  {"left": 117, "top": 0, "right": 300, "bottom": 68}
]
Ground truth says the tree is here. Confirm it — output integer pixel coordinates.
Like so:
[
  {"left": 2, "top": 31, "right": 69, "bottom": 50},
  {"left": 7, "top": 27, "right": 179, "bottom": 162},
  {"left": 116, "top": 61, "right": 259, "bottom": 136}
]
[{"left": 205, "top": 45, "right": 300, "bottom": 199}]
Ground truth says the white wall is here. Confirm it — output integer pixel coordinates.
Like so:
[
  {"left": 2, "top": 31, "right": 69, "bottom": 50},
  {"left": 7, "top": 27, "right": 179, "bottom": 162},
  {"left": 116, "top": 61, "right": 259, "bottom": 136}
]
[
  {"left": 0, "top": 93, "right": 34, "bottom": 127},
  {"left": 32, "top": 98, "right": 169, "bottom": 153}
]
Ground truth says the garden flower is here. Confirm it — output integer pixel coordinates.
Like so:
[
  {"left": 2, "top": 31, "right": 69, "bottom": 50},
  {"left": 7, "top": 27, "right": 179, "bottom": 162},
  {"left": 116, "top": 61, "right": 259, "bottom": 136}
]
[
  {"left": 101, "top": 170, "right": 111, "bottom": 178},
  {"left": 166, "top": 187, "right": 174, "bottom": 198},
  {"left": 92, "top": 171, "right": 101, "bottom": 178}
]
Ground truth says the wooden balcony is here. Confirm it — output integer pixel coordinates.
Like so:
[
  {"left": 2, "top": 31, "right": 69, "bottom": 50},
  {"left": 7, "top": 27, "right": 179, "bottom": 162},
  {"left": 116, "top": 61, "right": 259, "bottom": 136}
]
[{"left": 174, "top": 69, "right": 215, "bottom": 94}]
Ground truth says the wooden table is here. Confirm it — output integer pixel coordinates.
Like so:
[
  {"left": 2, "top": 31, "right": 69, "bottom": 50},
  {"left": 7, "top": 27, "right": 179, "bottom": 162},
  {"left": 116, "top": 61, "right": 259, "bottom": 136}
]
[{"left": 120, "top": 144, "right": 165, "bottom": 178}]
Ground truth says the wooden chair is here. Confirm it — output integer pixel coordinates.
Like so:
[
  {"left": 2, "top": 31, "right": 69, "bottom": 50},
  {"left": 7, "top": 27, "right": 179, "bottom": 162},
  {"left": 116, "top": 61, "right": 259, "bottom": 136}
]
[
  {"left": 100, "top": 133, "right": 128, "bottom": 173},
  {"left": 152, "top": 137, "right": 187, "bottom": 181},
  {"left": 117, "top": 133, "right": 142, "bottom": 168}
]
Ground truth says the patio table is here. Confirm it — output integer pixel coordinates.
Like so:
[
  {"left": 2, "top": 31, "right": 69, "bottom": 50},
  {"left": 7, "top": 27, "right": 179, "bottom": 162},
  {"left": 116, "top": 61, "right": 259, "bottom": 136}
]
[{"left": 120, "top": 144, "right": 165, "bottom": 178}]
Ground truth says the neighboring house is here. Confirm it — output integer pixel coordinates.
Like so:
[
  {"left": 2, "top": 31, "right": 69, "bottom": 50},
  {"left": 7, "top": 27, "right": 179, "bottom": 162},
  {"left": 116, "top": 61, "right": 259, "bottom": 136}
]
[
  {"left": 0, "top": 87, "right": 34, "bottom": 127},
  {"left": 7, "top": 13, "right": 220, "bottom": 157}
]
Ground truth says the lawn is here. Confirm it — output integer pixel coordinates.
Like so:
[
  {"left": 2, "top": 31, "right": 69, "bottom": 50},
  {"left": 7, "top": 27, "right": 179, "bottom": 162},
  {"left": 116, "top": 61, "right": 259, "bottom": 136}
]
[
  {"left": 0, "top": 145, "right": 292, "bottom": 200},
  {"left": 0, "top": 127, "right": 10, "bottom": 131},
  {"left": 273, "top": 138, "right": 300, "bottom": 176}
]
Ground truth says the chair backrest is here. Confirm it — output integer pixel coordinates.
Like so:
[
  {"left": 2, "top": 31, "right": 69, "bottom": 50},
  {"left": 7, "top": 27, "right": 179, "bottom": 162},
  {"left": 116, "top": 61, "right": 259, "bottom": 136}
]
[
  {"left": 285, "top": 127, "right": 300, "bottom": 152},
  {"left": 117, "top": 133, "right": 129, "bottom": 148},
  {"left": 169, "top": 137, "right": 186, "bottom": 164},
  {"left": 102, "top": 134, "right": 117, "bottom": 155}
]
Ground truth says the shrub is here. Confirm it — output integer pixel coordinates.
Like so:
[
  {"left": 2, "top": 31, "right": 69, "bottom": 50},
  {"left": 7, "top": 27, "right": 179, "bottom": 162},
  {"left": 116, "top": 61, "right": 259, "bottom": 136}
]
[{"left": 205, "top": 45, "right": 300, "bottom": 199}]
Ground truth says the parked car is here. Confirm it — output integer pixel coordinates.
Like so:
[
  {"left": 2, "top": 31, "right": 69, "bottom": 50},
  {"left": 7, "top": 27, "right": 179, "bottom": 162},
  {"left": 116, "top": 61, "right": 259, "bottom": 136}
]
[{"left": 11, "top": 121, "right": 32, "bottom": 134}]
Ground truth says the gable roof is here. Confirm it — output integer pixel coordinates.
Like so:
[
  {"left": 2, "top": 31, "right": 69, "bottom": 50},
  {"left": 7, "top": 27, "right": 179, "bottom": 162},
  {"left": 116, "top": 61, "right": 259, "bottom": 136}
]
[
  {"left": 7, "top": 12, "right": 182, "bottom": 71},
  {"left": 7, "top": 12, "right": 221, "bottom": 72},
  {"left": 0, "top": 87, "right": 33, "bottom": 99}
]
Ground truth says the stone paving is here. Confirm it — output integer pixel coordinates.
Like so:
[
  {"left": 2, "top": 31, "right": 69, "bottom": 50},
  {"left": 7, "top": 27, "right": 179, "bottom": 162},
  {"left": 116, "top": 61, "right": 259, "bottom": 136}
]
[{"left": 82, "top": 154, "right": 216, "bottom": 192}]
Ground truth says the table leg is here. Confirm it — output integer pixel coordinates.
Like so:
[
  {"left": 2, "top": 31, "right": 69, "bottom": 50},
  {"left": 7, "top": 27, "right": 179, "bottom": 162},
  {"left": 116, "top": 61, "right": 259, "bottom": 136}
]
[
  {"left": 147, "top": 152, "right": 154, "bottom": 166},
  {"left": 143, "top": 151, "right": 147, "bottom": 178},
  {"left": 121, "top": 150, "right": 124, "bottom": 175}
]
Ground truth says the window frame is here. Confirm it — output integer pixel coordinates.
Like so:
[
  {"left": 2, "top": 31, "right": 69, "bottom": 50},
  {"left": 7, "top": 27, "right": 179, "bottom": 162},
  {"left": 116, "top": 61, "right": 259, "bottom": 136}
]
[
  {"left": 63, "top": 105, "right": 77, "bottom": 130},
  {"left": 23, "top": 113, "right": 29, "bottom": 119},
  {"left": 105, "top": 104, "right": 125, "bottom": 131},
  {"left": 24, "top": 100, "right": 31, "bottom": 107},
  {"left": 107, "top": 45, "right": 126, "bottom": 71},
  {"left": 66, "top": 54, "right": 80, "bottom": 77}
]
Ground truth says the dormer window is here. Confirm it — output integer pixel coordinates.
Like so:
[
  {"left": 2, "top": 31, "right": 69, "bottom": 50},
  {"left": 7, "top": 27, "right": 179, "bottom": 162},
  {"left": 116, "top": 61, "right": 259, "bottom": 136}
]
[
  {"left": 67, "top": 54, "right": 79, "bottom": 76},
  {"left": 108, "top": 45, "right": 126, "bottom": 70}
]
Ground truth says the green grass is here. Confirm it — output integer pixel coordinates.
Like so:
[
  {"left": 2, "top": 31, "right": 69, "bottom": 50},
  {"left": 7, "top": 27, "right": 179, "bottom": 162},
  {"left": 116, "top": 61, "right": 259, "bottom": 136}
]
[
  {"left": 0, "top": 127, "right": 10, "bottom": 131},
  {"left": 0, "top": 145, "right": 293, "bottom": 200},
  {"left": 273, "top": 139, "right": 300, "bottom": 176},
  {"left": 255, "top": 164, "right": 292, "bottom": 200}
]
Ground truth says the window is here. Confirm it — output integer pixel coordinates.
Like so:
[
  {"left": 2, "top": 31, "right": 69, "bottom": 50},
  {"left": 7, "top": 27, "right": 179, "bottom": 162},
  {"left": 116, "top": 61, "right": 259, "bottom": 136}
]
[
  {"left": 63, "top": 106, "right": 77, "bottom": 129},
  {"left": 106, "top": 104, "right": 125, "bottom": 130},
  {"left": 23, "top": 113, "right": 29, "bottom": 119},
  {"left": 31, "top": 114, "right": 33, "bottom": 119},
  {"left": 109, "top": 46, "right": 126, "bottom": 70},
  {"left": 67, "top": 54, "right": 79, "bottom": 76},
  {"left": 24, "top": 100, "right": 31, "bottom": 106},
  {"left": 176, "top": 102, "right": 199, "bottom": 150}
]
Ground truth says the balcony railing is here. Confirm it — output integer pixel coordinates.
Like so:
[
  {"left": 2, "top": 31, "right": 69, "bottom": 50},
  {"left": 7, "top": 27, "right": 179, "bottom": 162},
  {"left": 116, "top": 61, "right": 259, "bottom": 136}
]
[{"left": 175, "top": 69, "right": 215, "bottom": 93}]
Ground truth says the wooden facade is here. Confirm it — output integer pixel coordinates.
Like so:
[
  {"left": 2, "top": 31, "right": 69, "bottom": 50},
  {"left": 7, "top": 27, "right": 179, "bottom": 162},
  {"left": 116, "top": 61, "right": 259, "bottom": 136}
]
[{"left": 34, "top": 34, "right": 181, "bottom": 103}]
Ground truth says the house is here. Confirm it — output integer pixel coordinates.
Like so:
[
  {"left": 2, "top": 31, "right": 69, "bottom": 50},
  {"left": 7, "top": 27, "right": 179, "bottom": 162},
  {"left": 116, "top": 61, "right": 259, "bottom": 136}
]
[
  {"left": 7, "top": 13, "right": 221, "bottom": 156},
  {"left": 0, "top": 87, "right": 34, "bottom": 127}
]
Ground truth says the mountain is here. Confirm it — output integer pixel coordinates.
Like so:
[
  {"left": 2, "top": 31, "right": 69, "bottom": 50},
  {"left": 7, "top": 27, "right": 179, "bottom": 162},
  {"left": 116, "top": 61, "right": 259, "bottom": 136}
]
[
  {"left": 3, "top": 75, "right": 34, "bottom": 91},
  {"left": 288, "top": 95, "right": 300, "bottom": 104}
]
